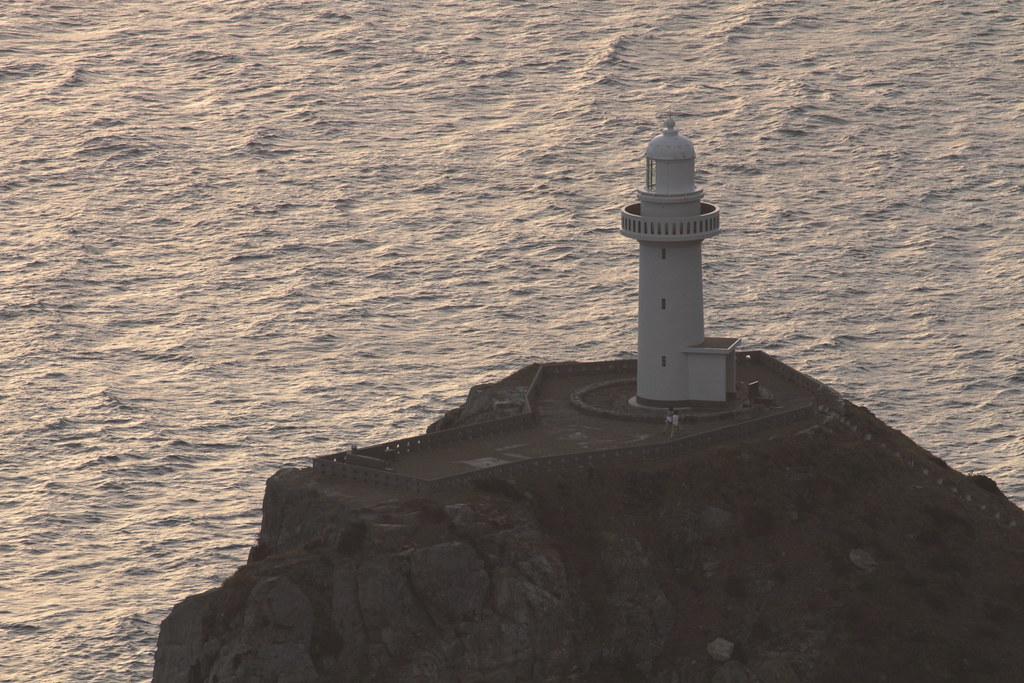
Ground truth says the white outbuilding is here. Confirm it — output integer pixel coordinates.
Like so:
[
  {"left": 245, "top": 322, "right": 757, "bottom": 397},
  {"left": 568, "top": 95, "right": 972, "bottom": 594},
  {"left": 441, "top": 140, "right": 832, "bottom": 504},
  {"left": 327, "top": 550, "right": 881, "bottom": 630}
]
[{"left": 620, "top": 118, "right": 738, "bottom": 407}]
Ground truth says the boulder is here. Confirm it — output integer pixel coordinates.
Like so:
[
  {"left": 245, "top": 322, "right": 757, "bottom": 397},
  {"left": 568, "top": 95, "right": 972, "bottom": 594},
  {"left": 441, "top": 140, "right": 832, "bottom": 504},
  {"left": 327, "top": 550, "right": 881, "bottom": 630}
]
[{"left": 708, "top": 637, "right": 735, "bottom": 662}]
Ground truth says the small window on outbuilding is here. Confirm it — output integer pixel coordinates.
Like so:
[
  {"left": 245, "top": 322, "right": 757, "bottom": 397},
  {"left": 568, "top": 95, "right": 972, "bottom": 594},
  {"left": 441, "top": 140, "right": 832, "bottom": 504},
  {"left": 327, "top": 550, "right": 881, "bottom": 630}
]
[{"left": 645, "top": 158, "right": 656, "bottom": 191}]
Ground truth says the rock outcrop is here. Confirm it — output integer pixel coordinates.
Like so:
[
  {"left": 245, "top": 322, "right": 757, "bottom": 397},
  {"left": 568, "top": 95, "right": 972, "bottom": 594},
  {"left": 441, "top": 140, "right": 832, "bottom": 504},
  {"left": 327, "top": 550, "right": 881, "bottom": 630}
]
[{"left": 154, "top": 401, "right": 1024, "bottom": 682}]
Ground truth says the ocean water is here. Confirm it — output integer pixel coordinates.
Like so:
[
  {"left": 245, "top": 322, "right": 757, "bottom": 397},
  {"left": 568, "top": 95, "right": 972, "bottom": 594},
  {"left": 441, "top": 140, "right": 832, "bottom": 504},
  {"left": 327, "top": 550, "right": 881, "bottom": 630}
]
[{"left": 0, "top": 0, "right": 1021, "bottom": 679}]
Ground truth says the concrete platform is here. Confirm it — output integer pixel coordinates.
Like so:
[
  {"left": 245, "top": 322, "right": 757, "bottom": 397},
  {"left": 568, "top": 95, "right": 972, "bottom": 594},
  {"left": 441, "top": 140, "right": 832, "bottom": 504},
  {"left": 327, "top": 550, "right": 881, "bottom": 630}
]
[{"left": 315, "top": 352, "right": 837, "bottom": 493}]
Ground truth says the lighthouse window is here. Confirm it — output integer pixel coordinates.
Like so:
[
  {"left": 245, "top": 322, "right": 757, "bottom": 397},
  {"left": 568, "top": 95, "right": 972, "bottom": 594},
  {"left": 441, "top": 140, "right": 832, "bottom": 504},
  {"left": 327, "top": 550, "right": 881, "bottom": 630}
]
[
  {"left": 661, "top": 298, "right": 666, "bottom": 310},
  {"left": 661, "top": 355, "right": 667, "bottom": 367},
  {"left": 661, "top": 248, "right": 666, "bottom": 259},
  {"left": 645, "top": 158, "right": 656, "bottom": 191}
]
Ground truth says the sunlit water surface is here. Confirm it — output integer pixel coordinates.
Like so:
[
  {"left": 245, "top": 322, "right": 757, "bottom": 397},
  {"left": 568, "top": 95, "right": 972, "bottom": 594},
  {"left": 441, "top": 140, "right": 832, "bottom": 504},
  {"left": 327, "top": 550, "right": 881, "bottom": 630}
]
[{"left": 0, "top": 0, "right": 1021, "bottom": 679}]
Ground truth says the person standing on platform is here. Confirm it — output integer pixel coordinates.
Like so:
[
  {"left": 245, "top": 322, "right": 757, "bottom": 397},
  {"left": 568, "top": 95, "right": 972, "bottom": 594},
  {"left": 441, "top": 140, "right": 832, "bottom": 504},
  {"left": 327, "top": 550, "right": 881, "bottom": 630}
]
[{"left": 663, "top": 407, "right": 674, "bottom": 435}]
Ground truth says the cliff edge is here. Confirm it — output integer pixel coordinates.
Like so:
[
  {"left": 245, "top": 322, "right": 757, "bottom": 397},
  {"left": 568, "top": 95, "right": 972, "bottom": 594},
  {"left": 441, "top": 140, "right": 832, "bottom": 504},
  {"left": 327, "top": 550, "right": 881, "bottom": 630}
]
[{"left": 154, "top": 393, "right": 1024, "bottom": 682}]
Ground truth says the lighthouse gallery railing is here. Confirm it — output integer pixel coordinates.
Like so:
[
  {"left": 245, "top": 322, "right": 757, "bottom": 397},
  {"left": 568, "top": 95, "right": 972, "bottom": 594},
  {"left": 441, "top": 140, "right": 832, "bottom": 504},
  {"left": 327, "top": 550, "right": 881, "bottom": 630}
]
[{"left": 620, "top": 201, "right": 720, "bottom": 240}]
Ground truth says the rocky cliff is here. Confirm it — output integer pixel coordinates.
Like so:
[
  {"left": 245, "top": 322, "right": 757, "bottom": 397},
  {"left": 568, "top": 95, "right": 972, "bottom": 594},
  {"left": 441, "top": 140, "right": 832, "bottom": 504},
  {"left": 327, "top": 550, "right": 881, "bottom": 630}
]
[{"left": 154, "top": 401, "right": 1024, "bottom": 682}]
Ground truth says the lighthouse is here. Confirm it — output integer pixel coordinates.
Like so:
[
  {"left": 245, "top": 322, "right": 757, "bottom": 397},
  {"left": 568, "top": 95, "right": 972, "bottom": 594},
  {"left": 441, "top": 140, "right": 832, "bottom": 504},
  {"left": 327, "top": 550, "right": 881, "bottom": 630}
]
[{"left": 620, "top": 118, "right": 739, "bottom": 407}]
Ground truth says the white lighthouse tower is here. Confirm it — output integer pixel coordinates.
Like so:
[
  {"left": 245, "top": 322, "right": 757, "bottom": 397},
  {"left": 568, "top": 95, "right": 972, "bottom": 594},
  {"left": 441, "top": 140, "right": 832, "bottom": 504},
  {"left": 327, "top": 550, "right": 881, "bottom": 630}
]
[{"left": 620, "top": 118, "right": 739, "bottom": 407}]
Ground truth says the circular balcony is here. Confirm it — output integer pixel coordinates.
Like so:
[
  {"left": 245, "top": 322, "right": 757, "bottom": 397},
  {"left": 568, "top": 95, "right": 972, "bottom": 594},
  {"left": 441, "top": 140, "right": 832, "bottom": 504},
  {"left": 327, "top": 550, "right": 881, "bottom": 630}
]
[{"left": 619, "top": 202, "right": 720, "bottom": 242}]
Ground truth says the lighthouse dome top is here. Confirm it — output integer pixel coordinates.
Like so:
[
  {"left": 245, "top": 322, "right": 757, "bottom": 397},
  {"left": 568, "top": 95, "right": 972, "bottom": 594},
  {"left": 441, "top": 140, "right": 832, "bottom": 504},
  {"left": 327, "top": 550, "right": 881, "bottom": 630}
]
[{"left": 644, "top": 117, "right": 695, "bottom": 161}]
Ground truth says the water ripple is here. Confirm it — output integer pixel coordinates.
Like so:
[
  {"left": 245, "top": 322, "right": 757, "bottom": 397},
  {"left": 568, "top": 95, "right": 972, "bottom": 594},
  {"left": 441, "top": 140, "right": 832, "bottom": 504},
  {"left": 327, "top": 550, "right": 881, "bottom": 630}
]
[{"left": 0, "top": 0, "right": 1021, "bottom": 680}]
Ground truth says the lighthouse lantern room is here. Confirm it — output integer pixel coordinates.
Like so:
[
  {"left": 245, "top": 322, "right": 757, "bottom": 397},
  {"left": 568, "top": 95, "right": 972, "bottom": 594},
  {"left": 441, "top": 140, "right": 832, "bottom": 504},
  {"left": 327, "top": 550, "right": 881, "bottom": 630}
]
[{"left": 620, "top": 118, "right": 739, "bottom": 407}]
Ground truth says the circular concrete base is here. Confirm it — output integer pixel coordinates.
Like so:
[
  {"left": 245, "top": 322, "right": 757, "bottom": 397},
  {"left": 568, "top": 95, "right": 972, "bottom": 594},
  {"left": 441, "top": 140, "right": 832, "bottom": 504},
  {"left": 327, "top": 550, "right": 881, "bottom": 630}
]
[
  {"left": 570, "top": 379, "right": 659, "bottom": 422},
  {"left": 572, "top": 378, "right": 754, "bottom": 424},
  {"left": 628, "top": 396, "right": 665, "bottom": 412}
]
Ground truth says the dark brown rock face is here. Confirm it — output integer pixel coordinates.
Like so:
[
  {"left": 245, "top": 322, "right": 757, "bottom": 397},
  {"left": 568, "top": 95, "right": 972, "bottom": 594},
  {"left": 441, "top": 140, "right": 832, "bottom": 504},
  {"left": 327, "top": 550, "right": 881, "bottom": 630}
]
[{"left": 154, "top": 402, "right": 1024, "bottom": 682}]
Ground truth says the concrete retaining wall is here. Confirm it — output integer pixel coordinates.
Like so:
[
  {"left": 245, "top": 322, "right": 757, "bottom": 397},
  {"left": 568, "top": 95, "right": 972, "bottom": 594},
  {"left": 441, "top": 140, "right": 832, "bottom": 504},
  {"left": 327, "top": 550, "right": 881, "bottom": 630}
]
[
  {"left": 349, "top": 405, "right": 536, "bottom": 461},
  {"left": 312, "top": 458, "right": 435, "bottom": 494},
  {"left": 740, "top": 351, "right": 845, "bottom": 412},
  {"left": 313, "top": 402, "right": 816, "bottom": 494},
  {"left": 538, "top": 359, "right": 637, "bottom": 378}
]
